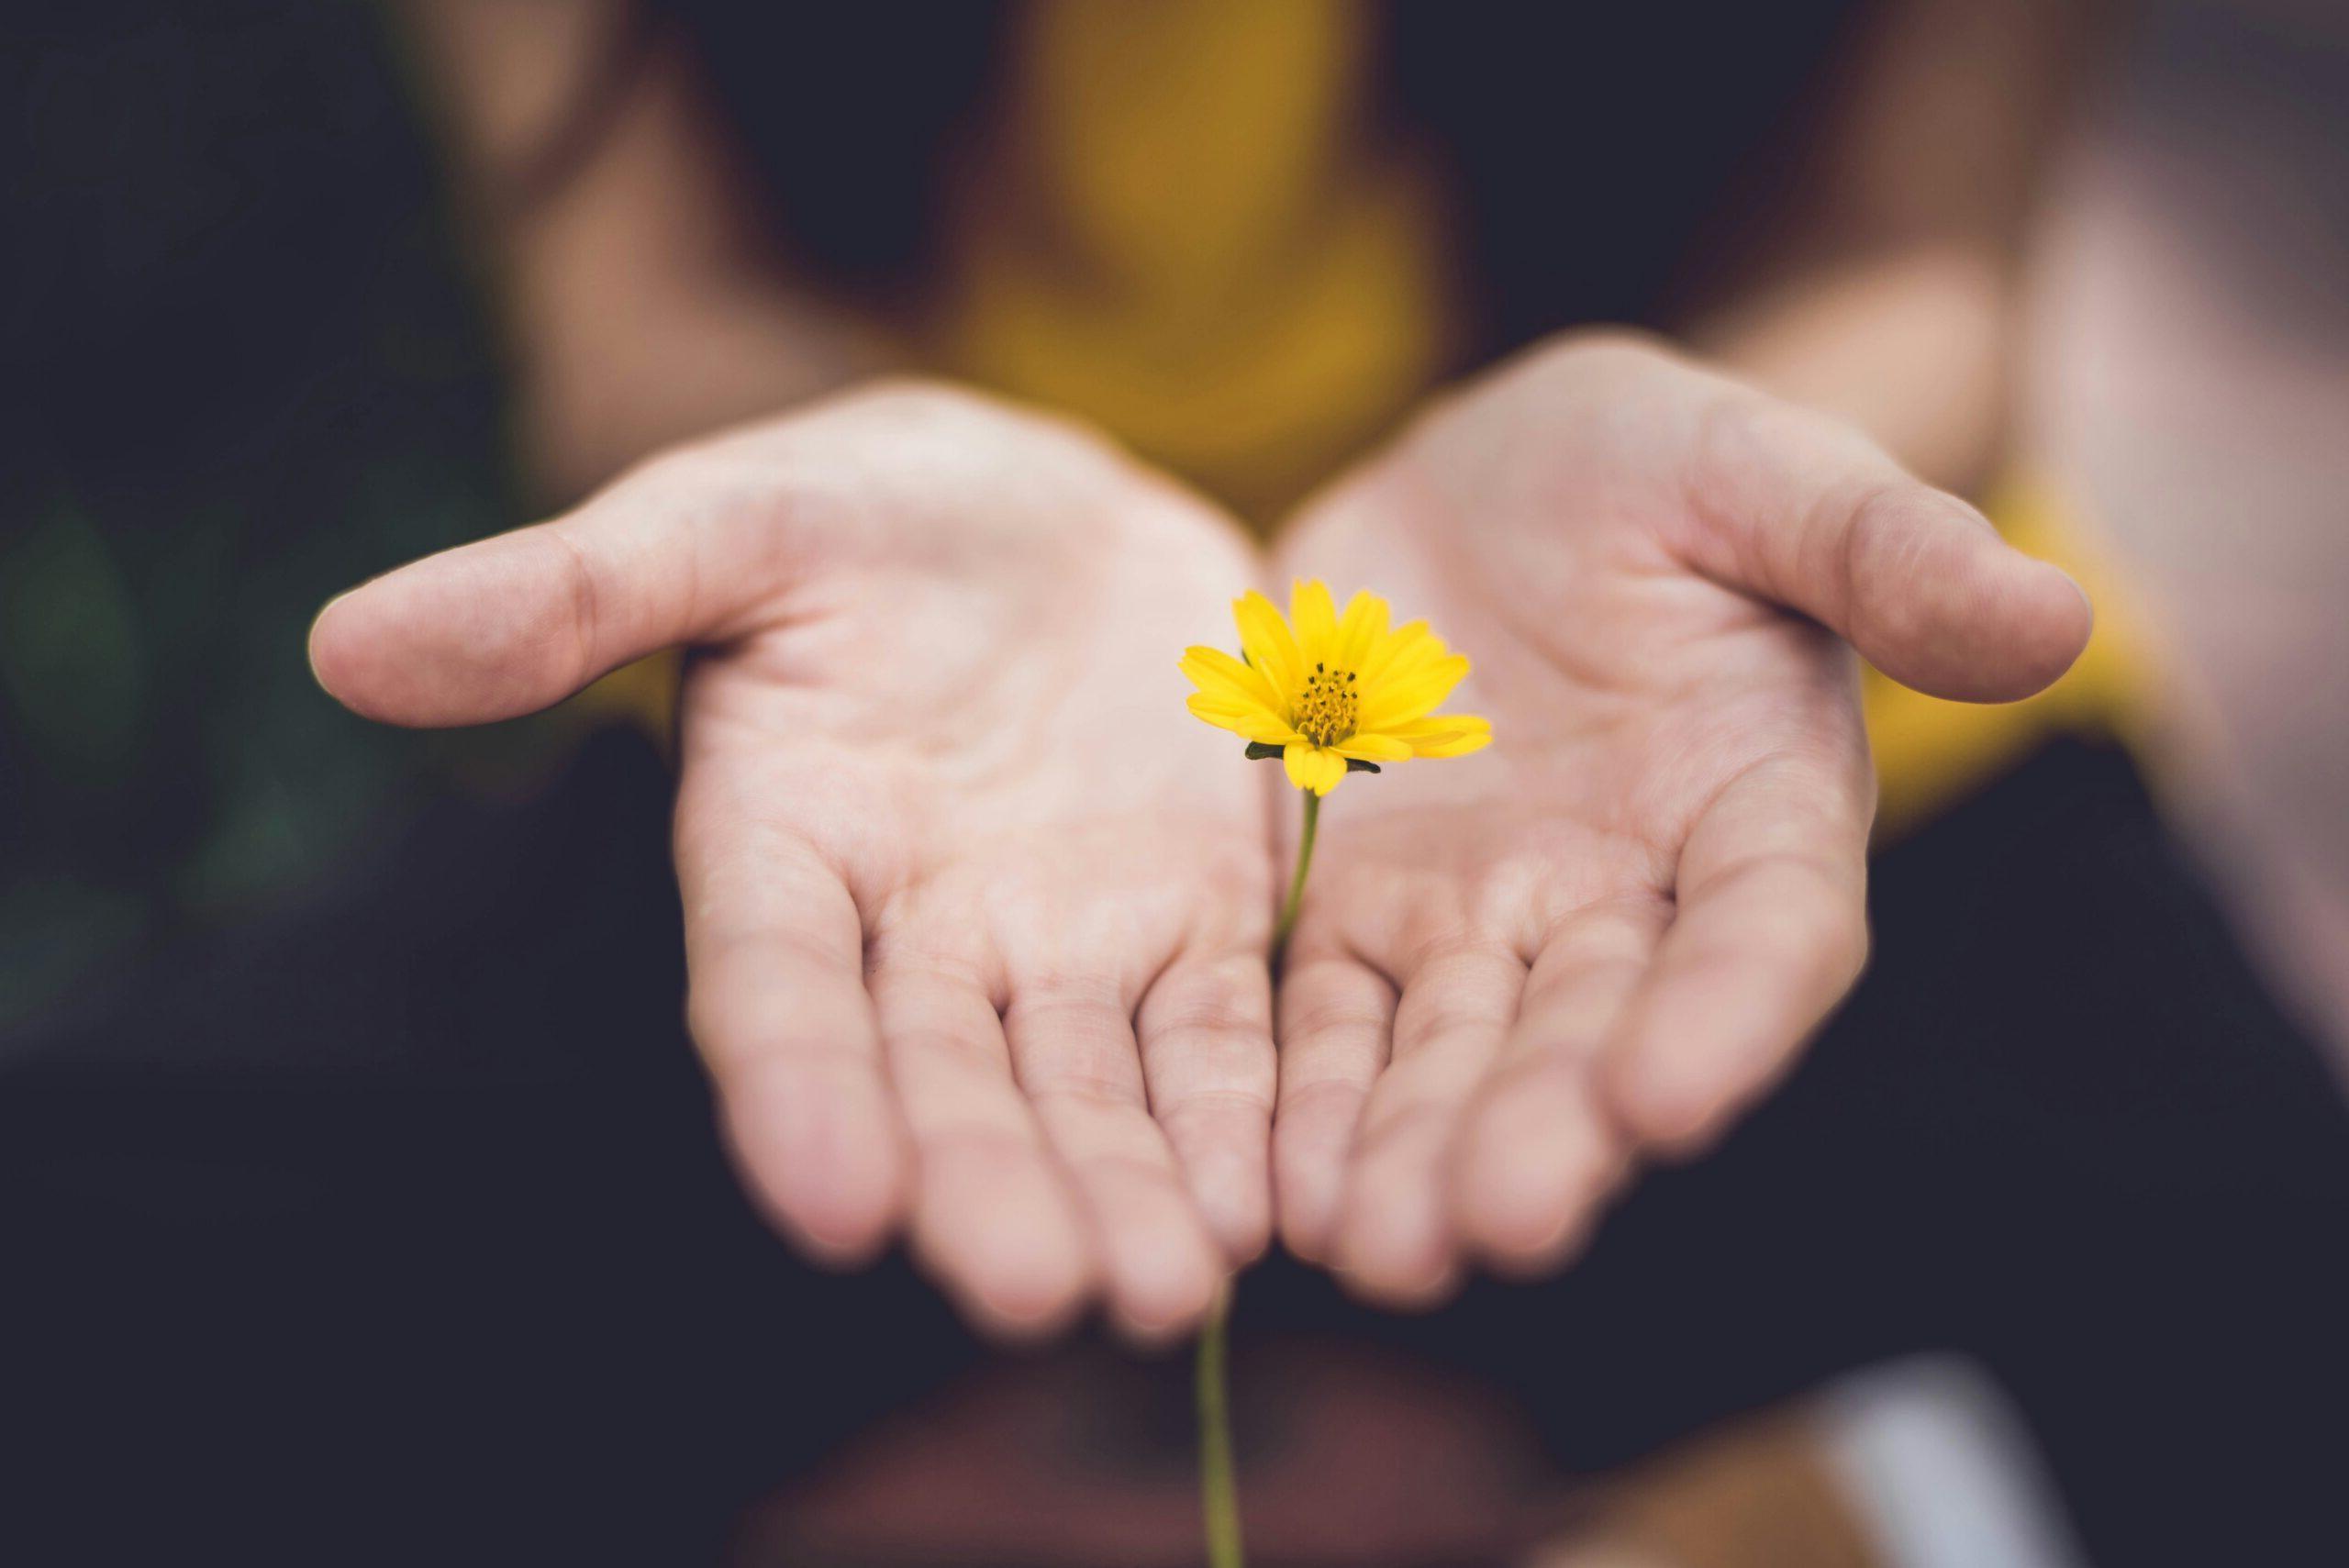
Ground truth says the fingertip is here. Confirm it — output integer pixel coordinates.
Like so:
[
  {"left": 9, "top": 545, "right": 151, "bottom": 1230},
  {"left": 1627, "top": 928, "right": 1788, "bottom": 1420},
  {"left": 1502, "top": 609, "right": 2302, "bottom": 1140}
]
[
  {"left": 1070, "top": 1156, "right": 1229, "bottom": 1340},
  {"left": 1603, "top": 1039, "right": 1740, "bottom": 1161},
  {"left": 1331, "top": 1166, "right": 1459, "bottom": 1309},
  {"left": 720, "top": 1069, "right": 909, "bottom": 1266},
  {"left": 2014, "top": 557, "right": 2096, "bottom": 694},
  {"left": 1960, "top": 542, "right": 2095, "bottom": 700},
  {"left": 1271, "top": 1108, "right": 1352, "bottom": 1264},
  {"left": 306, "top": 563, "right": 477, "bottom": 726},
  {"left": 306, "top": 586, "right": 390, "bottom": 720},
  {"left": 1331, "top": 1240, "right": 1461, "bottom": 1313},
  {"left": 913, "top": 1153, "right": 1097, "bottom": 1343},
  {"left": 1453, "top": 1083, "right": 1621, "bottom": 1273},
  {"left": 1855, "top": 494, "right": 2096, "bottom": 703},
  {"left": 1155, "top": 1098, "right": 1274, "bottom": 1266},
  {"left": 1277, "top": 1208, "right": 1337, "bottom": 1268},
  {"left": 306, "top": 534, "right": 599, "bottom": 726},
  {"left": 927, "top": 1232, "right": 1095, "bottom": 1345},
  {"left": 1194, "top": 1158, "right": 1274, "bottom": 1269},
  {"left": 1102, "top": 1225, "right": 1225, "bottom": 1345},
  {"left": 957, "top": 1273, "right": 1093, "bottom": 1345}
]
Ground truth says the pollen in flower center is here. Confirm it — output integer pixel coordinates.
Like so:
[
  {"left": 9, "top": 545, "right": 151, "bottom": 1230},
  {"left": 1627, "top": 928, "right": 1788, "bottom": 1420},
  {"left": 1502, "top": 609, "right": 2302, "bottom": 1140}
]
[{"left": 1295, "top": 662, "right": 1359, "bottom": 746}]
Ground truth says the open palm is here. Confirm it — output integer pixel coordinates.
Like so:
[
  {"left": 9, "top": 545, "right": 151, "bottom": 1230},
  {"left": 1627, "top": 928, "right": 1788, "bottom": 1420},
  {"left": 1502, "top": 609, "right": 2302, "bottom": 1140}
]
[
  {"left": 1268, "top": 335, "right": 2092, "bottom": 1303},
  {"left": 312, "top": 384, "right": 1275, "bottom": 1339}
]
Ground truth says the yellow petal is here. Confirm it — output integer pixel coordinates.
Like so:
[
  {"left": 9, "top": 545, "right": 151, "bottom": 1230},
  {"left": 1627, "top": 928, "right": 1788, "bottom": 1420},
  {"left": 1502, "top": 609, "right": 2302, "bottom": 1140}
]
[
  {"left": 1333, "top": 730, "right": 1412, "bottom": 762},
  {"left": 1286, "top": 746, "right": 1362, "bottom": 797},
  {"left": 1289, "top": 579, "right": 1339, "bottom": 667},
  {"left": 1281, "top": 741, "right": 1348, "bottom": 795},
  {"left": 1311, "top": 748, "right": 1349, "bottom": 794},
  {"left": 1386, "top": 714, "right": 1494, "bottom": 758},
  {"left": 1246, "top": 717, "right": 1306, "bottom": 744},
  {"left": 1186, "top": 695, "right": 1258, "bottom": 737},
  {"left": 1358, "top": 653, "right": 1471, "bottom": 729},
  {"left": 1282, "top": 740, "right": 1322, "bottom": 793},
  {"left": 1180, "top": 645, "right": 1282, "bottom": 711},
  {"left": 1233, "top": 591, "right": 1303, "bottom": 700},
  {"left": 1334, "top": 590, "right": 1389, "bottom": 673},
  {"left": 1187, "top": 694, "right": 1301, "bottom": 744},
  {"left": 1360, "top": 619, "right": 1438, "bottom": 685}
]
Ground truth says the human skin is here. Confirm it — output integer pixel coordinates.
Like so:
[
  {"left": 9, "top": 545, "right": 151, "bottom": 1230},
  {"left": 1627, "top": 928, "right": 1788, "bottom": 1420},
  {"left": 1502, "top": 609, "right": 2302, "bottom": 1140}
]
[
  {"left": 310, "top": 348, "right": 2089, "bottom": 1330},
  {"left": 312, "top": 385, "right": 1278, "bottom": 1341},
  {"left": 1267, "top": 332, "right": 2090, "bottom": 1304},
  {"left": 359, "top": 0, "right": 2105, "bottom": 1334}
]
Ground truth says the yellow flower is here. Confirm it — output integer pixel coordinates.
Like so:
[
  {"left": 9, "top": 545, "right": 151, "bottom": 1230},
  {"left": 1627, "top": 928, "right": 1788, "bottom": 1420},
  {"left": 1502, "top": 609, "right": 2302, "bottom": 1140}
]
[{"left": 1181, "top": 580, "right": 1493, "bottom": 795}]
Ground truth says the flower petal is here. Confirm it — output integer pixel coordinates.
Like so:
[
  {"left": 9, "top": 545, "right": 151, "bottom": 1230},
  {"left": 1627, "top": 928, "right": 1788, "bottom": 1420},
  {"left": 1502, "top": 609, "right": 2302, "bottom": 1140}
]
[
  {"left": 1358, "top": 652, "right": 1471, "bottom": 729},
  {"left": 1282, "top": 740, "right": 1348, "bottom": 795},
  {"left": 1386, "top": 713, "right": 1494, "bottom": 758},
  {"left": 1334, "top": 590, "right": 1389, "bottom": 673},
  {"left": 1188, "top": 693, "right": 1301, "bottom": 744},
  {"left": 1289, "top": 580, "right": 1340, "bottom": 667},
  {"left": 1282, "top": 740, "right": 1322, "bottom": 793},
  {"left": 1233, "top": 591, "right": 1303, "bottom": 701},
  {"left": 1180, "top": 645, "right": 1283, "bottom": 711},
  {"left": 1333, "top": 730, "right": 1413, "bottom": 762},
  {"left": 1186, "top": 695, "right": 1256, "bottom": 735},
  {"left": 1360, "top": 619, "right": 1438, "bottom": 685},
  {"left": 1311, "top": 748, "right": 1349, "bottom": 794}
]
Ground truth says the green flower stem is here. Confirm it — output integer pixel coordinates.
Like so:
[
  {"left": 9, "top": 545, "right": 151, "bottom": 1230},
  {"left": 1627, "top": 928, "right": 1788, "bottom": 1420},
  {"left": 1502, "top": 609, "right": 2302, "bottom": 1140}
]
[
  {"left": 1271, "top": 789, "right": 1320, "bottom": 967},
  {"left": 1197, "top": 1284, "right": 1242, "bottom": 1568},
  {"left": 1196, "top": 792, "right": 1323, "bottom": 1568}
]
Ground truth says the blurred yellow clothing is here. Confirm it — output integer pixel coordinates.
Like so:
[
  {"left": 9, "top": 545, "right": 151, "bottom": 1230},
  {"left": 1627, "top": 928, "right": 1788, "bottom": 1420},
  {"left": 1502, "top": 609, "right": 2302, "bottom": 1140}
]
[
  {"left": 586, "top": 0, "right": 2150, "bottom": 840},
  {"left": 933, "top": 0, "right": 1455, "bottom": 526},
  {"left": 1861, "top": 478, "right": 2150, "bottom": 840}
]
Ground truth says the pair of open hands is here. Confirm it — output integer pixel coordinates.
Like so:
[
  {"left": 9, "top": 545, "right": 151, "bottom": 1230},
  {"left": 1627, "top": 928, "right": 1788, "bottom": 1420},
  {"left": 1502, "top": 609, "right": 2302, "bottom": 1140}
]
[{"left": 311, "top": 333, "right": 2089, "bottom": 1340}]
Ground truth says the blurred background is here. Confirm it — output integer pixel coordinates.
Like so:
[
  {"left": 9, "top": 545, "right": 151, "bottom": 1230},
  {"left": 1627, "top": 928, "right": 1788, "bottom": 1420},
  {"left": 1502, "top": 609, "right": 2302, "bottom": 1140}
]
[{"left": 6, "top": 2, "right": 2347, "bottom": 1563}]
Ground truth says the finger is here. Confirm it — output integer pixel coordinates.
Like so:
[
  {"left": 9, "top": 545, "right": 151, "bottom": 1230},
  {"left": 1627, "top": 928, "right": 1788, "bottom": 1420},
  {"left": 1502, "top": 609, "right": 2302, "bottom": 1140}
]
[
  {"left": 1603, "top": 752, "right": 1873, "bottom": 1156},
  {"left": 677, "top": 789, "right": 908, "bottom": 1268},
  {"left": 309, "top": 449, "right": 795, "bottom": 727},
  {"left": 871, "top": 953, "right": 1097, "bottom": 1339},
  {"left": 1450, "top": 901, "right": 1664, "bottom": 1273},
  {"left": 1007, "top": 973, "right": 1224, "bottom": 1340},
  {"left": 1675, "top": 379, "right": 2092, "bottom": 702},
  {"left": 1136, "top": 950, "right": 1278, "bottom": 1265},
  {"left": 1331, "top": 939, "right": 1526, "bottom": 1305},
  {"left": 1272, "top": 950, "right": 1397, "bottom": 1263}
]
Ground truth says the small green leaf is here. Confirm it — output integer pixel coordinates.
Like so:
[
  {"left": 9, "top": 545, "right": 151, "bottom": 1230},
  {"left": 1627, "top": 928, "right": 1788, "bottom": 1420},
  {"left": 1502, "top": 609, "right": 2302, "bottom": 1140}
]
[
  {"left": 1344, "top": 757, "right": 1382, "bottom": 773},
  {"left": 1242, "top": 740, "right": 1285, "bottom": 762}
]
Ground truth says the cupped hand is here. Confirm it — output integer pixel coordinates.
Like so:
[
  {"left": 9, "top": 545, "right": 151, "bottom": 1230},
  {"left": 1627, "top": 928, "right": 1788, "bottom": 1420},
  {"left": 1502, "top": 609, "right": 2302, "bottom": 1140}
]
[
  {"left": 311, "top": 383, "right": 1276, "bottom": 1340},
  {"left": 1268, "top": 333, "right": 2092, "bottom": 1304}
]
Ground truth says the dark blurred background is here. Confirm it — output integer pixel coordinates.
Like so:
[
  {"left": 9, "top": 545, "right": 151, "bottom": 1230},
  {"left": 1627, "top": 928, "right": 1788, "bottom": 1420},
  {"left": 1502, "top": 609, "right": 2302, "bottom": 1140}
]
[{"left": 6, "top": 3, "right": 2348, "bottom": 1564}]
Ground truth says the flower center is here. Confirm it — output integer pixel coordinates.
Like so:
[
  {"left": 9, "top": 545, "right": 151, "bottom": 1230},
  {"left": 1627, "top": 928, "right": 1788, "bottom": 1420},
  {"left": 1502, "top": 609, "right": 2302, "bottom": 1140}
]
[{"left": 1296, "top": 662, "right": 1358, "bottom": 746}]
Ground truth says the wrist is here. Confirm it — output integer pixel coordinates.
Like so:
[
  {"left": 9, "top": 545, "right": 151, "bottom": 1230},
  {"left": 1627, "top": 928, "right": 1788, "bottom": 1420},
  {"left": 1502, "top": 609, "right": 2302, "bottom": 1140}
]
[
  {"left": 1687, "top": 245, "right": 2015, "bottom": 496},
  {"left": 513, "top": 283, "right": 896, "bottom": 504}
]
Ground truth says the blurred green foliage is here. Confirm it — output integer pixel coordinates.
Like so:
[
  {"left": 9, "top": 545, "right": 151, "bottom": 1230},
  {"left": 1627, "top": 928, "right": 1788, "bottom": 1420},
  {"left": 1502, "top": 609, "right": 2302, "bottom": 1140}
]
[{"left": 1, "top": 2, "right": 533, "bottom": 1024}]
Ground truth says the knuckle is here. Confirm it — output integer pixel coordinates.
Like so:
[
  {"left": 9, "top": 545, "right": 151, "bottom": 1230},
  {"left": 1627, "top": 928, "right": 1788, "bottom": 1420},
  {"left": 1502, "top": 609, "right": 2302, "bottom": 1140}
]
[
  {"left": 1141, "top": 979, "right": 1266, "bottom": 1049},
  {"left": 847, "top": 374, "right": 972, "bottom": 417},
  {"left": 921, "top": 1121, "right": 1044, "bottom": 1176},
  {"left": 1029, "top": 1070, "right": 1144, "bottom": 1117},
  {"left": 1160, "top": 1084, "right": 1275, "bottom": 1129},
  {"left": 1278, "top": 971, "right": 1388, "bottom": 1044},
  {"left": 1532, "top": 325, "right": 1675, "bottom": 381}
]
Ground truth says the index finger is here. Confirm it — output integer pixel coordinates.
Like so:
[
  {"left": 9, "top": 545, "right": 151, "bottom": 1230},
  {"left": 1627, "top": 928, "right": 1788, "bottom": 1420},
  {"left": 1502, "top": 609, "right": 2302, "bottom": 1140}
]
[
  {"left": 676, "top": 763, "right": 911, "bottom": 1265},
  {"left": 1600, "top": 749, "right": 1874, "bottom": 1155}
]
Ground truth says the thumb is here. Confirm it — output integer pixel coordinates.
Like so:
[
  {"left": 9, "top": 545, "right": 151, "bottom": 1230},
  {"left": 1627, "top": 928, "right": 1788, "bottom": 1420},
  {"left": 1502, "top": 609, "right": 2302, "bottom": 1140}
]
[
  {"left": 1676, "top": 391, "right": 2092, "bottom": 703},
  {"left": 309, "top": 454, "right": 791, "bottom": 727}
]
